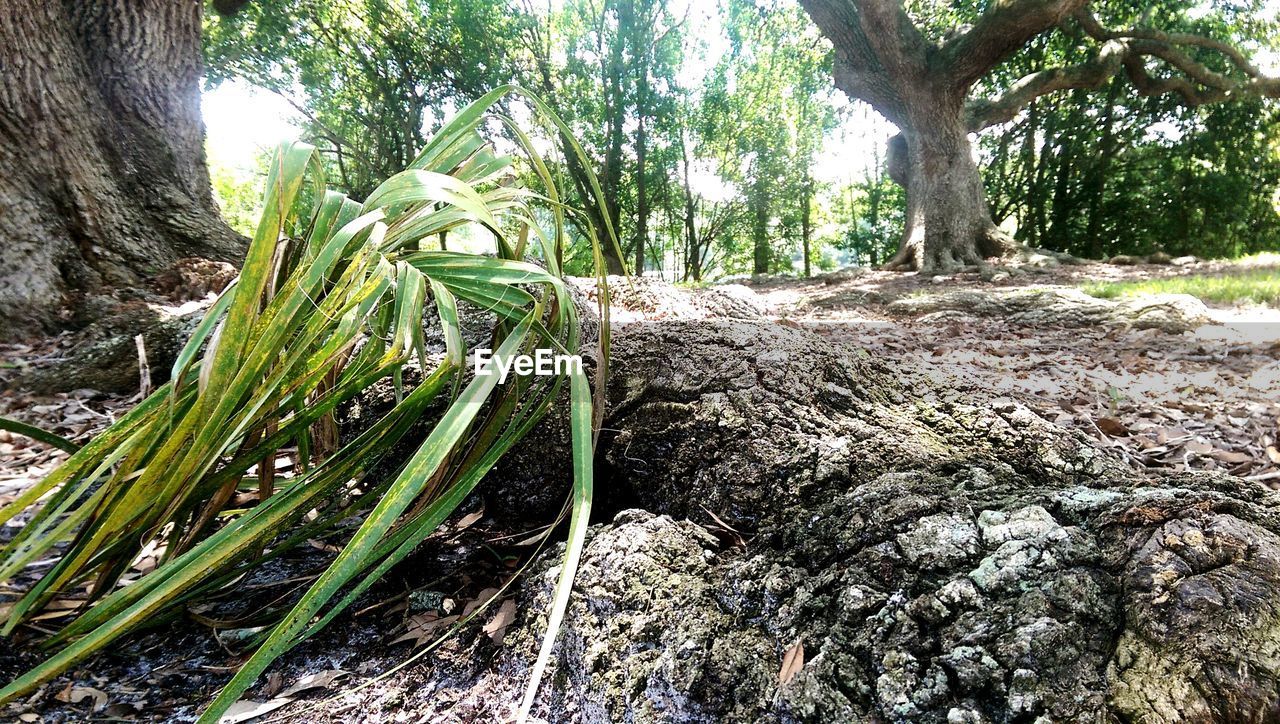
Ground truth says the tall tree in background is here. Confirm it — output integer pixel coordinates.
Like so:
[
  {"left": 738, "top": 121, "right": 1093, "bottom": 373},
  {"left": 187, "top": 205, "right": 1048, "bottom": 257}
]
[
  {"left": 517, "top": 0, "right": 683, "bottom": 274},
  {"left": 785, "top": 45, "right": 836, "bottom": 276},
  {"left": 0, "top": 1, "right": 242, "bottom": 336},
  {"left": 202, "top": 0, "right": 847, "bottom": 281},
  {"left": 626, "top": 0, "right": 683, "bottom": 274},
  {"left": 982, "top": 78, "right": 1280, "bottom": 258},
  {"left": 800, "top": 0, "right": 1280, "bottom": 272},
  {"left": 519, "top": 0, "right": 630, "bottom": 273},
  {"left": 669, "top": 89, "right": 744, "bottom": 282},
  {"left": 711, "top": 0, "right": 834, "bottom": 276},
  {"left": 827, "top": 108, "right": 902, "bottom": 266},
  {"left": 205, "top": 0, "right": 522, "bottom": 200}
]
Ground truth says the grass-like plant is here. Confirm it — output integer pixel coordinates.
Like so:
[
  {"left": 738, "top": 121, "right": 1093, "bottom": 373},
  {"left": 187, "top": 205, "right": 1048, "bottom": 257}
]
[{"left": 0, "top": 86, "right": 616, "bottom": 723}]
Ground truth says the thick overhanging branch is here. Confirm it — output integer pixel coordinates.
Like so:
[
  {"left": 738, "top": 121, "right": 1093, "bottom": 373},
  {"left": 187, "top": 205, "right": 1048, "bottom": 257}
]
[
  {"left": 853, "top": 0, "right": 931, "bottom": 81},
  {"left": 1122, "top": 38, "right": 1280, "bottom": 104},
  {"left": 799, "top": 0, "right": 881, "bottom": 75},
  {"left": 966, "top": 40, "right": 1127, "bottom": 129},
  {"left": 967, "top": 8, "right": 1280, "bottom": 131},
  {"left": 832, "top": 63, "right": 907, "bottom": 123},
  {"left": 799, "top": 0, "right": 930, "bottom": 125},
  {"left": 1076, "top": 10, "right": 1263, "bottom": 77},
  {"left": 942, "top": 0, "right": 1088, "bottom": 89}
]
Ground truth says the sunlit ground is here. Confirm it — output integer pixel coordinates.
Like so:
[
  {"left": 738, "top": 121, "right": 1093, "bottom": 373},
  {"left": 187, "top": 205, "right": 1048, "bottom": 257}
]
[{"left": 1083, "top": 253, "right": 1280, "bottom": 307}]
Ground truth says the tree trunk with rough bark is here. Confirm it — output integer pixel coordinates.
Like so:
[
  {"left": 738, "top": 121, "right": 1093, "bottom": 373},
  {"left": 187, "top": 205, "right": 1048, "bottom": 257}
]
[
  {"left": 679, "top": 132, "right": 703, "bottom": 282},
  {"left": 880, "top": 116, "right": 1013, "bottom": 272},
  {"left": 1083, "top": 80, "right": 1121, "bottom": 257},
  {"left": 20, "top": 283, "right": 1280, "bottom": 721},
  {"left": 634, "top": 109, "right": 648, "bottom": 275},
  {"left": 599, "top": 0, "right": 628, "bottom": 276},
  {"left": 337, "top": 312, "right": 1280, "bottom": 723},
  {"left": 0, "top": 0, "right": 243, "bottom": 338}
]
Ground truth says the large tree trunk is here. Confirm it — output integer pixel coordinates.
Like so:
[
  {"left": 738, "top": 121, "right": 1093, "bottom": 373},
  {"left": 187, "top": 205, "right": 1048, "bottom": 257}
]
[
  {"left": 598, "top": 0, "right": 628, "bottom": 277},
  {"left": 19, "top": 290, "right": 1280, "bottom": 721},
  {"left": 802, "top": 0, "right": 1280, "bottom": 274},
  {"left": 0, "top": 0, "right": 242, "bottom": 338},
  {"left": 302, "top": 314, "right": 1280, "bottom": 722},
  {"left": 884, "top": 118, "right": 1015, "bottom": 272},
  {"left": 495, "top": 320, "right": 1280, "bottom": 723}
]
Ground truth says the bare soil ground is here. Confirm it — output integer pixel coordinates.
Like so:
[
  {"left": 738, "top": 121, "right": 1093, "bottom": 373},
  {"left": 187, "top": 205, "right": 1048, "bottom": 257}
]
[{"left": 0, "top": 256, "right": 1277, "bottom": 721}]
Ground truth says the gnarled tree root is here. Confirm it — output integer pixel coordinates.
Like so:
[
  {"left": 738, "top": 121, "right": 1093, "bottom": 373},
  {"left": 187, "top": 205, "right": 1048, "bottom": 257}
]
[
  {"left": 886, "top": 286, "right": 1211, "bottom": 333},
  {"left": 450, "top": 320, "right": 1280, "bottom": 723}
]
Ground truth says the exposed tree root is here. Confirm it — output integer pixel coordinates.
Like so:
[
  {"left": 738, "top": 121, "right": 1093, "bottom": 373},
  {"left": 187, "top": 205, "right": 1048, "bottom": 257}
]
[
  {"left": 474, "top": 320, "right": 1280, "bottom": 723},
  {"left": 886, "top": 286, "right": 1210, "bottom": 333}
]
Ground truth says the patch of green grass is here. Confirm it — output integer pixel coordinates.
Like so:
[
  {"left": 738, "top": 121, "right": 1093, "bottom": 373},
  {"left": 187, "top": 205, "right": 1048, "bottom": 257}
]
[{"left": 1084, "top": 267, "right": 1280, "bottom": 307}]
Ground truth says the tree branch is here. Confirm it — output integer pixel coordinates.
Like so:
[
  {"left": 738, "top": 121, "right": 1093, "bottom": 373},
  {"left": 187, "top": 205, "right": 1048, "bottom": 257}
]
[
  {"left": 799, "top": 0, "right": 879, "bottom": 73},
  {"left": 966, "top": 39, "right": 1127, "bottom": 129},
  {"left": 799, "top": 0, "right": 927, "bottom": 124},
  {"left": 942, "top": 0, "right": 1088, "bottom": 89},
  {"left": 967, "top": 9, "right": 1280, "bottom": 130},
  {"left": 1124, "top": 38, "right": 1280, "bottom": 101},
  {"left": 1077, "top": 10, "right": 1264, "bottom": 78},
  {"left": 853, "top": 0, "right": 931, "bottom": 79},
  {"left": 1078, "top": 8, "right": 1280, "bottom": 102}
]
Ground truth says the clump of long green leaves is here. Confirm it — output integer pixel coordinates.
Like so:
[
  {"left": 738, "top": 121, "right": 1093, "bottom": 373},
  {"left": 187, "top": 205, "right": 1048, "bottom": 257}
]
[{"left": 0, "top": 86, "right": 617, "bottom": 723}]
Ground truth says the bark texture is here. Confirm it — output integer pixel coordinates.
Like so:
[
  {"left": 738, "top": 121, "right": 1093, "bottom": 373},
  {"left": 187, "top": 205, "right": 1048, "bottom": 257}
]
[
  {"left": 14, "top": 303, "right": 206, "bottom": 394},
  {"left": 11, "top": 259, "right": 235, "bottom": 394},
  {"left": 0, "top": 1, "right": 242, "bottom": 338},
  {"left": 888, "top": 127, "right": 1016, "bottom": 271},
  {"left": 466, "top": 320, "right": 1280, "bottom": 723}
]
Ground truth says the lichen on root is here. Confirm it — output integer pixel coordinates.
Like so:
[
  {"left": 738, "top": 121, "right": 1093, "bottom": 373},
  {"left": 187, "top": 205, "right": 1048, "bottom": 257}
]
[{"left": 474, "top": 320, "right": 1280, "bottom": 723}]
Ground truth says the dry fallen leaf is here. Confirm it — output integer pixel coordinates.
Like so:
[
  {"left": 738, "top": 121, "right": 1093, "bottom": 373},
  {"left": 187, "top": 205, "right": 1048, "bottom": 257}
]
[
  {"left": 1184, "top": 439, "right": 1215, "bottom": 455},
  {"left": 778, "top": 641, "right": 805, "bottom": 685},
  {"left": 452, "top": 509, "right": 484, "bottom": 531},
  {"left": 263, "top": 672, "right": 284, "bottom": 699},
  {"left": 55, "top": 684, "right": 108, "bottom": 712},
  {"left": 279, "top": 669, "right": 348, "bottom": 698},
  {"left": 30, "top": 601, "right": 83, "bottom": 624},
  {"left": 220, "top": 697, "right": 293, "bottom": 724},
  {"left": 393, "top": 612, "right": 459, "bottom": 647},
  {"left": 1211, "top": 449, "right": 1253, "bottom": 465},
  {"left": 483, "top": 599, "right": 517, "bottom": 645},
  {"left": 1095, "top": 417, "right": 1130, "bottom": 437},
  {"left": 462, "top": 587, "right": 501, "bottom": 617},
  {"left": 306, "top": 538, "right": 341, "bottom": 554}
]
